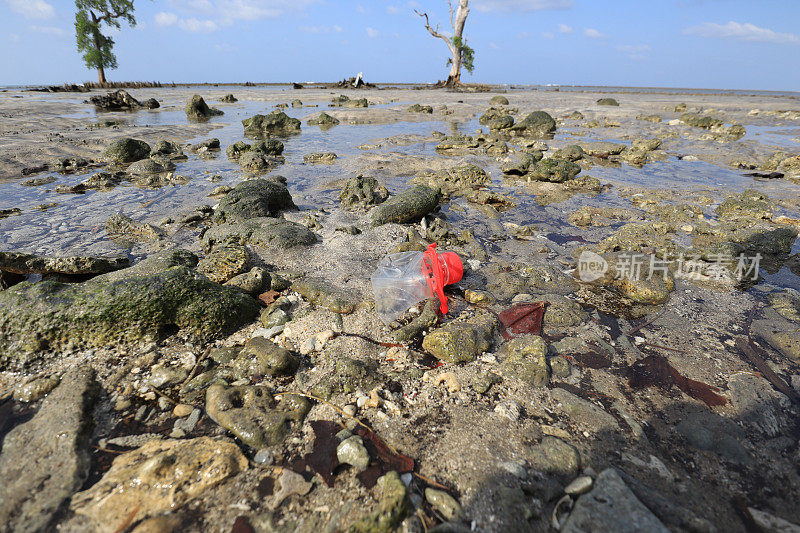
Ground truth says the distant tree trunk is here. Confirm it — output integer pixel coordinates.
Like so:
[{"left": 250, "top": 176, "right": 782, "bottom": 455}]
[
  {"left": 90, "top": 10, "right": 106, "bottom": 84},
  {"left": 417, "top": 0, "right": 470, "bottom": 88}
]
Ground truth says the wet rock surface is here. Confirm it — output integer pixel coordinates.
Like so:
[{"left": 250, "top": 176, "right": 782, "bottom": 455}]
[{"left": 0, "top": 368, "right": 96, "bottom": 533}]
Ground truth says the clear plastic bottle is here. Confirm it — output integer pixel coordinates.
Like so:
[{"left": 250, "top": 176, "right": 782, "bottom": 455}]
[{"left": 370, "top": 243, "right": 463, "bottom": 325}]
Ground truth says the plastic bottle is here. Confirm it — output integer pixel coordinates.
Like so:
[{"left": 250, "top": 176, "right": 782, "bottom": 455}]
[{"left": 370, "top": 243, "right": 463, "bottom": 325}]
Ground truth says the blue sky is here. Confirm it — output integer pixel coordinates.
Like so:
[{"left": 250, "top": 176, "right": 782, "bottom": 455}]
[{"left": 2, "top": 0, "right": 799, "bottom": 90}]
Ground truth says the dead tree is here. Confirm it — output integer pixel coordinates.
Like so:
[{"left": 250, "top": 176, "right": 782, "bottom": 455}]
[{"left": 416, "top": 0, "right": 474, "bottom": 88}]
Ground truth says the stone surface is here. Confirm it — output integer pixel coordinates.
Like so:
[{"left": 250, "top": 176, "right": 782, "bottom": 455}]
[
  {"left": 0, "top": 251, "right": 129, "bottom": 275},
  {"left": 103, "top": 138, "right": 151, "bottom": 164},
  {"left": 196, "top": 245, "right": 250, "bottom": 284},
  {"left": 214, "top": 178, "right": 297, "bottom": 223},
  {"left": 529, "top": 436, "right": 581, "bottom": 478},
  {"left": 203, "top": 218, "right": 317, "bottom": 251},
  {"left": 422, "top": 313, "right": 496, "bottom": 363},
  {"left": 0, "top": 263, "right": 259, "bottom": 361},
  {"left": 337, "top": 436, "right": 370, "bottom": 472},
  {"left": 370, "top": 184, "right": 441, "bottom": 226},
  {"left": 291, "top": 277, "right": 356, "bottom": 314},
  {"left": 339, "top": 175, "right": 389, "bottom": 209},
  {"left": 105, "top": 212, "right": 164, "bottom": 242},
  {"left": 242, "top": 112, "right": 301, "bottom": 137},
  {"left": 551, "top": 388, "right": 619, "bottom": 432},
  {"left": 0, "top": 368, "right": 96, "bottom": 533},
  {"left": 185, "top": 94, "right": 223, "bottom": 120},
  {"left": 205, "top": 385, "right": 310, "bottom": 448},
  {"left": 500, "top": 334, "right": 549, "bottom": 386},
  {"left": 561, "top": 469, "right": 669, "bottom": 533},
  {"left": 71, "top": 438, "right": 247, "bottom": 533},
  {"left": 347, "top": 471, "right": 410, "bottom": 532},
  {"left": 510, "top": 111, "right": 556, "bottom": 137},
  {"left": 232, "top": 336, "right": 299, "bottom": 378}
]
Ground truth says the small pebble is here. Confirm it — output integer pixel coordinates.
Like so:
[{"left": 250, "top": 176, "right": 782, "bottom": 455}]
[
  {"left": 173, "top": 403, "right": 194, "bottom": 417},
  {"left": 254, "top": 449, "right": 275, "bottom": 465},
  {"left": 564, "top": 475, "right": 593, "bottom": 495},
  {"left": 425, "top": 488, "right": 465, "bottom": 522}
]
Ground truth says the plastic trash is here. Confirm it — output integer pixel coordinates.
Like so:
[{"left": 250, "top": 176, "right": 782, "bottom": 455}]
[{"left": 371, "top": 243, "right": 463, "bottom": 325}]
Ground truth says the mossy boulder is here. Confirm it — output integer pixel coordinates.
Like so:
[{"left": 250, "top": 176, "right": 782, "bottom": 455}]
[
  {"left": 716, "top": 190, "right": 773, "bottom": 220},
  {"left": 346, "top": 471, "right": 411, "bottom": 533},
  {"left": 103, "top": 138, "right": 151, "bottom": 164},
  {"left": 681, "top": 113, "right": 723, "bottom": 129},
  {"left": 370, "top": 185, "right": 441, "bottom": 226},
  {"left": 501, "top": 152, "right": 542, "bottom": 176},
  {"left": 242, "top": 112, "right": 301, "bottom": 137},
  {"left": 527, "top": 158, "right": 581, "bottom": 183},
  {"left": 339, "top": 176, "right": 389, "bottom": 209},
  {"left": 214, "top": 179, "right": 297, "bottom": 223},
  {"left": 307, "top": 112, "right": 340, "bottom": 126},
  {"left": 422, "top": 313, "right": 497, "bottom": 363},
  {"left": 203, "top": 218, "right": 317, "bottom": 251},
  {"left": 407, "top": 104, "right": 433, "bottom": 113},
  {"left": 196, "top": 245, "right": 250, "bottom": 284},
  {"left": 500, "top": 334, "right": 549, "bottom": 386},
  {"left": 0, "top": 263, "right": 259, "bottom": 362},
  {"left": 231, "top": 336, "right": 299, "bottom": 379},
  {"left": 291, "top": 277, "right": 356, "bottom": 314},
  {"left": 552, "top": 145, "right": 584, "bottom": 162},
  {"left": 597, "top": 98, "right": 619, "bottom": 106},
  {"left": 511, "top": 111, "right": 556, "bottom": 137},
  {"left": 411, "top": 164, "right": 490, "bottom": 196},
  {"left": 490, "top": 95, "right": 509, "bottom": 105},
  {"left": 185, "top": 95, "right": 223, "bottom": 120}
]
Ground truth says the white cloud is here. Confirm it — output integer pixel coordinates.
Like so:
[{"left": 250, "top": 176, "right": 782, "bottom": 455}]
[
  {"left": 299, "top": 25, "right": 344, "bottom": 34},
  {"left": 9, "top": 33, "right": 20, "bottom": 42},
  {"left": 178, "top": 17, "right": 218, "bottom": 32},
  {"left": 584, "top": 28, "right": 607, "bottom": 39},
  {"left": 356, "top": 4, "right": 366, "bottom": 14},
  {"left": 489, "top": 42, "right": 500, "bottom": 49},
  {"left": 28, "top": 25, "right": 66, "bottom": 37},
  {"left": 386, "top": 5, "right": 400, "bottom": 14},
  {"left": 541, "top": 32, "right": 554, "bottom": 39},
  {"left": 155, "top": 12, "right": 179, "bottom": 26},
  {"left": 474, "top": 0, "right": 572, "bottom": 12},
  {"left": 617, "top": 44, "right": 651, "bottom": 60},
  {"left": 6, "top": 0, "right": 54, "bottom": 19},
  {"left": 684, "top": 21, "right": 799, "bottom": 44},
  {"left": 161, "top": 1, "right": 319, "bottom": 27},
  {"left": 558, "top": 23, "right": 573, "bottom": 34},
  {"left": 366, "top": 26, "right": 379, "bottom": 38}
]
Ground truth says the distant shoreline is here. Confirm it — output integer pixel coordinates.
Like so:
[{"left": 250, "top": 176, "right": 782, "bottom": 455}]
[{"left": 3, "top": 82, "right": 798, "bottom": 98}]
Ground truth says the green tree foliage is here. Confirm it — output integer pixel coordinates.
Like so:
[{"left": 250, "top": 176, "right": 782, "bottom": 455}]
[
  {"left": 447, "top": 35, "right": 475, "bottom": 74},
  {"left": 74, "top": 0, "right": 136, "bottom": 83}
]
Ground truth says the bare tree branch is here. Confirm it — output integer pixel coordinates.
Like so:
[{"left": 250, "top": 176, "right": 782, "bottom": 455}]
[{"left": 415, "top": 9, "right": 455, "bottom": 53}]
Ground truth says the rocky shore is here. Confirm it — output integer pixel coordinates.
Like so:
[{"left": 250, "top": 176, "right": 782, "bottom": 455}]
[{"left": 1, "top": 85, "right": 800, "bottom": 532}]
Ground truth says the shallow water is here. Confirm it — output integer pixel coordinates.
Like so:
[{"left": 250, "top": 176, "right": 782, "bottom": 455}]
[{"left": 1, "top": 90, "right": 799, "bottom": 292}]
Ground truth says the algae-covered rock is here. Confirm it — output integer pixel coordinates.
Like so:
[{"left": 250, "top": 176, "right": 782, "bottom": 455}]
[
  {"left": 346, "top": 471, "right": 411, "bottom": 533},
  {"left": 500, "top": 152, "right": 542, "bottom": 176},
  {"left": 205, "top": 384, "right": 310, "bottom": 448},
  {"left": 304, "top": 152, "right": 338, "bottom": 164},
  {"left": 552, "top": 144, "right": 584, "bottom": 162},
  {"left": 597, "top": 98, "right": 619, "bottom": 106},
  {"left": 204, "top": 217, "right": 317, "bottom": 251},
  {"left": 105, "top": 212, "right": 164, "bottom": 242},
  {"left": 768, "top": 289, "right": 800, "bottom": 323},
  {"left": 370, "top": 185, "right": 441, "bottom": 226},
  {"left": 511, "top": 111, "right": 556, "bottom": 137},
  {"left": 408, "top": 103, "right": 433, "bottom": 113},
  {"left": 716, "top": 189, "right": 773, "bottom": 220},
  {"left": 291, "top": 277, "right": 356, "bottom": 314},
  {"left": 237, "top": 151, "right": 283, "bottom": 172},
  {"left": 411, "top": 164, "right": 490, "bottom": 196},
  {"left": 185, "top": 94, "right": 223, "bottom": 120},
  {"left": 232, "top": 336, "right": 299, "bottom": 378},
  {"left": 126, "top": 158, "right": 169, "bottom": 175},
  {"left": 339, "top": 175, "right": 389, "bottom": 209},
  {"left": 490, "top": 95, "right": 509, "bottom": 105},
  {"left": 219, "top": 94, "right": 238, "bottom": 103},
  {"left": 215, "top": 178, "right": 297, "bottom": 222},
  {"left": 243, "top": 112, "right": 301, "bottom": 137},
  {"left": 196, "top": 245, "right": 250, "bottom": 284},
  {"left": 103, "top": 138, "right": 151, "bottom": 164},
  {"left": 225, "top": 267, "right": 270, "bottom": 295},
  {"left": 681, "top": 113, "right": 723, "bottom": 129},
  {"left": 527, "top": 158, "right": 581, "bottom": 183},
  {"left": 435, "top": 134, "right": 480, "bottom": 152},
  {"left": 422, "top": 313, "right": 496, "bottom": 363},
  {"left": 307, "top": 112, "right": 340, "bottom": 126},
  {"left": 0, "top": 265, "right": 260, "bottom": 361},
  {"left": 500, "top": 334, "right": 549, "bottom": 386},
  {"left": 0, "top": 251, "right": 129, "bottom": 276}
]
